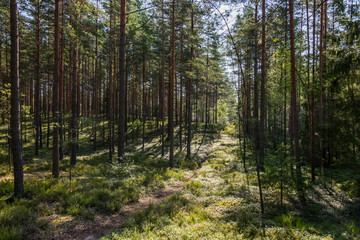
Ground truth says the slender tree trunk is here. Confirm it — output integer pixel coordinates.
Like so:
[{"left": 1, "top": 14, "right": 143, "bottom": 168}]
[
  {"left": 311, "top": 0, "right": 316, "bottom": 183},
  {"left": 52, "top": 0, "right": 60, "bottom": 178},
  {"left": 290, "top": 0, "right": 305, "bottom": 203},
  {"left": 118, "top": 0, "right": 127, "bottom": 160},
  {"left": 179, "top": 30, "right": 183, "bottom": 150},
  {"left": 168, "top": 0, "right": 175, "bottom": 167},
  {"left": 254, "top": 0, "right": 260, "bottom": 157},
  {"left": 108, "top": 0, "right": 113, "bottom": 162},
  {"left": 10, "top": 0, "right": 24, "bottom": 197},
  {"left": 35, "top": 0, "right": 41, "bottom": 156},
  {"left": 70, "top": 9, "right": 78, "bottom": 166},
  {"left": 252, "top": 0, "right": 264, "bottom": 215},
  {"left": 160, "top": 0, "right": 165, "bottom": 157},
  {"left": 142, "top": 49, "right": 146, "bottom": 151},
  {"left": 94, "top": 0, "right": 99, "bottom": 151},
  {"left": 186, "top": 0, "right": 194, "bottom": 159},
  {"left": 259, "top": 0, "right": 266, "bottom": 169},
  {"left": 47, "top": 41, "right": 50, "bottom": 148},
  {"left": 319, "top": 0, "right": 326, "bottom": 185},
  {"left": 306, "top": 0, "right": 315, "bottom": 182},
  {"left": 205, "top": 50, "right": 209, "bottom": 130},
  {"left": 59, "top": 0, "right": 65, "bottom": 160}
]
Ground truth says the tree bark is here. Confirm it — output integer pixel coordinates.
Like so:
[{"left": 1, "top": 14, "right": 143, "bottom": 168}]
[
  {"left": 306, "top": 0, "right": 315, "bottom": 182},
  {"left": 160, "top": 0, "right": 165, "bottom": 157},
  {"left": 179, "top": 30, "right": 183, "bottom": 150},
  {"left": 52, "top": 0, "right": 60, "bottom": 178},
  {"left": 10, "top": 0, "right": 24, "bottom": 197},
  {"left": 186, "top": 0, "right": 194, "bottom": 159},
  {"left": 142, "top": 49, "right": 146, "bottom": 151},
  {"left": 168, "top": 0, "right": 175, "bottom": 167},
  {"left": 289, "top": 0, "right": 305, "bottom": 203},
  {"left": 59, "top": 0, "right": 65, "bottom": 160},
  {"left": 118, "top": 0, "right": 127, "bottom": 160},
  {"left": 253, "top": 0, "right": 259, "bottom": 155},
  {"left": 35, "top": 0, "right": 41, "bottom": 156},
  {"left": 70, "top": 8, "right": 78, "bottom": 166},
  {"left": 108, "top": 0, "right": 114, "bottom": 162},
  {"left": 259, "top": 0, "right": 266, "bottom": 169}
]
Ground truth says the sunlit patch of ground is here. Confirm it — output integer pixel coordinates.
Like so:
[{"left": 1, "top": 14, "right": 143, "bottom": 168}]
[{"left": 103, "top": 133, "right": 360, "bottom": 240}]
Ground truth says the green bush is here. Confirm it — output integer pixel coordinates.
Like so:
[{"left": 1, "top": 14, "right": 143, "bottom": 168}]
[
  {"left": 68, "top": 189, "right": 122, "bottom": 213},
  {"left": 185, "top": 180, "right": 204, "bottom": 195},
  {"left": 0, "top": 205, "right": 31, "bottom": 227},
  {"left": 179, "top": 159, "right": 198, "bottom": 170},
  {"left": 0, "top": 226, "right": 24, "bottom": 240}
]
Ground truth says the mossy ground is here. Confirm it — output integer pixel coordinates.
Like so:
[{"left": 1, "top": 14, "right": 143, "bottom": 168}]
[
  {"left": 0, "top": 121, "right": 359, "bottom": 239},
  {"left": 103, "top": 131, "right": 360, "bottom": 240},
  {"left": 0, "top": 118, "right": 215, "bottom": 239}
]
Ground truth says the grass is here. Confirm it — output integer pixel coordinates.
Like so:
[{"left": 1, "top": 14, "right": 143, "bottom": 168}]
[
  {"left": 103, "top": 133, "right": 360, "bottom": 240},
  {"left": 0, "top": 118, "right": 216, "bottom": 239},
  {"left": 1, "top": 121, "right": 359, "bottom": 239}
]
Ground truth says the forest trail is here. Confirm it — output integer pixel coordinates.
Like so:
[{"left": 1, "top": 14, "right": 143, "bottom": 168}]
[{"left": 46, "top": 132, "right": 220, "bottom": 240}]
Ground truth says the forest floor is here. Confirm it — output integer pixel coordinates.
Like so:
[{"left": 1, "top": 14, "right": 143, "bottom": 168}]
[
  {"left": 0, "top": 122, "right": 360, "bottom": 239},
  {"left": 100, "top": 132, "right": 360, "bottom": 240}
]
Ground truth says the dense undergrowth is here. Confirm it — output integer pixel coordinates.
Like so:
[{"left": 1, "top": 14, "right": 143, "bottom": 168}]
[{"left": 0, "top": 119, "right": 216, "bottom": 239}]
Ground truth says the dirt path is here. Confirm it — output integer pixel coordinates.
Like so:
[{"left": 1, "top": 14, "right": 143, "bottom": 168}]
[{"left": 46, "top": 133, "right": 219, "bottom": 240}]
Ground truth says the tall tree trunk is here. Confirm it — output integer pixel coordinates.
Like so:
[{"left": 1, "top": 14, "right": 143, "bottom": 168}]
[
  {"left": 205, "top": 50, "right": 209, "bottom": 130},
  {"left": 259, "top": 0, "right": 266, "bottom": 169},
  {"left": 70, "top": 9, "right": 78, "bottom": 166},
  {"left": 252, "top": 0, "right": 264, "bottom": 215},
  {"left": 47, "top": 40, "right": 50, "bottom": 148},
  {"left": 160, "top": 0, "right": 165, "bottom": 157},
  {"left": 35, "top": 0, "right": 41, "bottom": 156},
  {"left": 142, "top": 49, "right": 146, "bottom": 151},
  {"left": 289, "top": 0, "right": 305, "bottom": 203},
  {"left": 118, "top": 0, "right": 127, "bottom": 160},
  {"left": 319, "top": 0, "right": 326, "bottom": 185},
  {"left": 179, "top": 30, "right": 183, "bottom": 150},
  {"left": 52, "top": 0, "right": 60, "bottom": 178},
  {"left": 311, "top": 0, "right": 316, "bottom": 183},
  {"left": 253, "top": 0, "right": 260, "bottom": 157},
  {"left": 10, "top": 0, "right": 24, "bottom": 197},
  {"left": 168, "top": 0, "right": 175, "bottom": 167},
  {"left": 186, "top": 0, "right": 193, "bottom": 159},
  {"left": 94, "top": 0, "right": 99, "bottom": 151},
  {"left": 306, "top": 0, "right": 315, "bottom": 182},
  {"left": 108, "top": 0, "right": 113, "bottom": 162},
  {"left": 59, "top": 0, "right": 65, "bottom": 160}
]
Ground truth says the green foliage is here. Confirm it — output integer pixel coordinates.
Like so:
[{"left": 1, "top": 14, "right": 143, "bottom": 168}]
[
  {"left": 0, "top": 204, "right": 32, "bottom": 239},
  {"left": 179, "top": 158, "right": 198, "bottom": 170},
  {"left": 0, "top": 226, "right": 24, "bottom": 240},
  {"left": 222, "top": 124, "right": 238, "bottom": 137},
  {"left": 0, "top": 204, "right": 31, "bottom": 227},
  {"left": 185, "top": 180, "right": 203, "bottom": 195}
]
